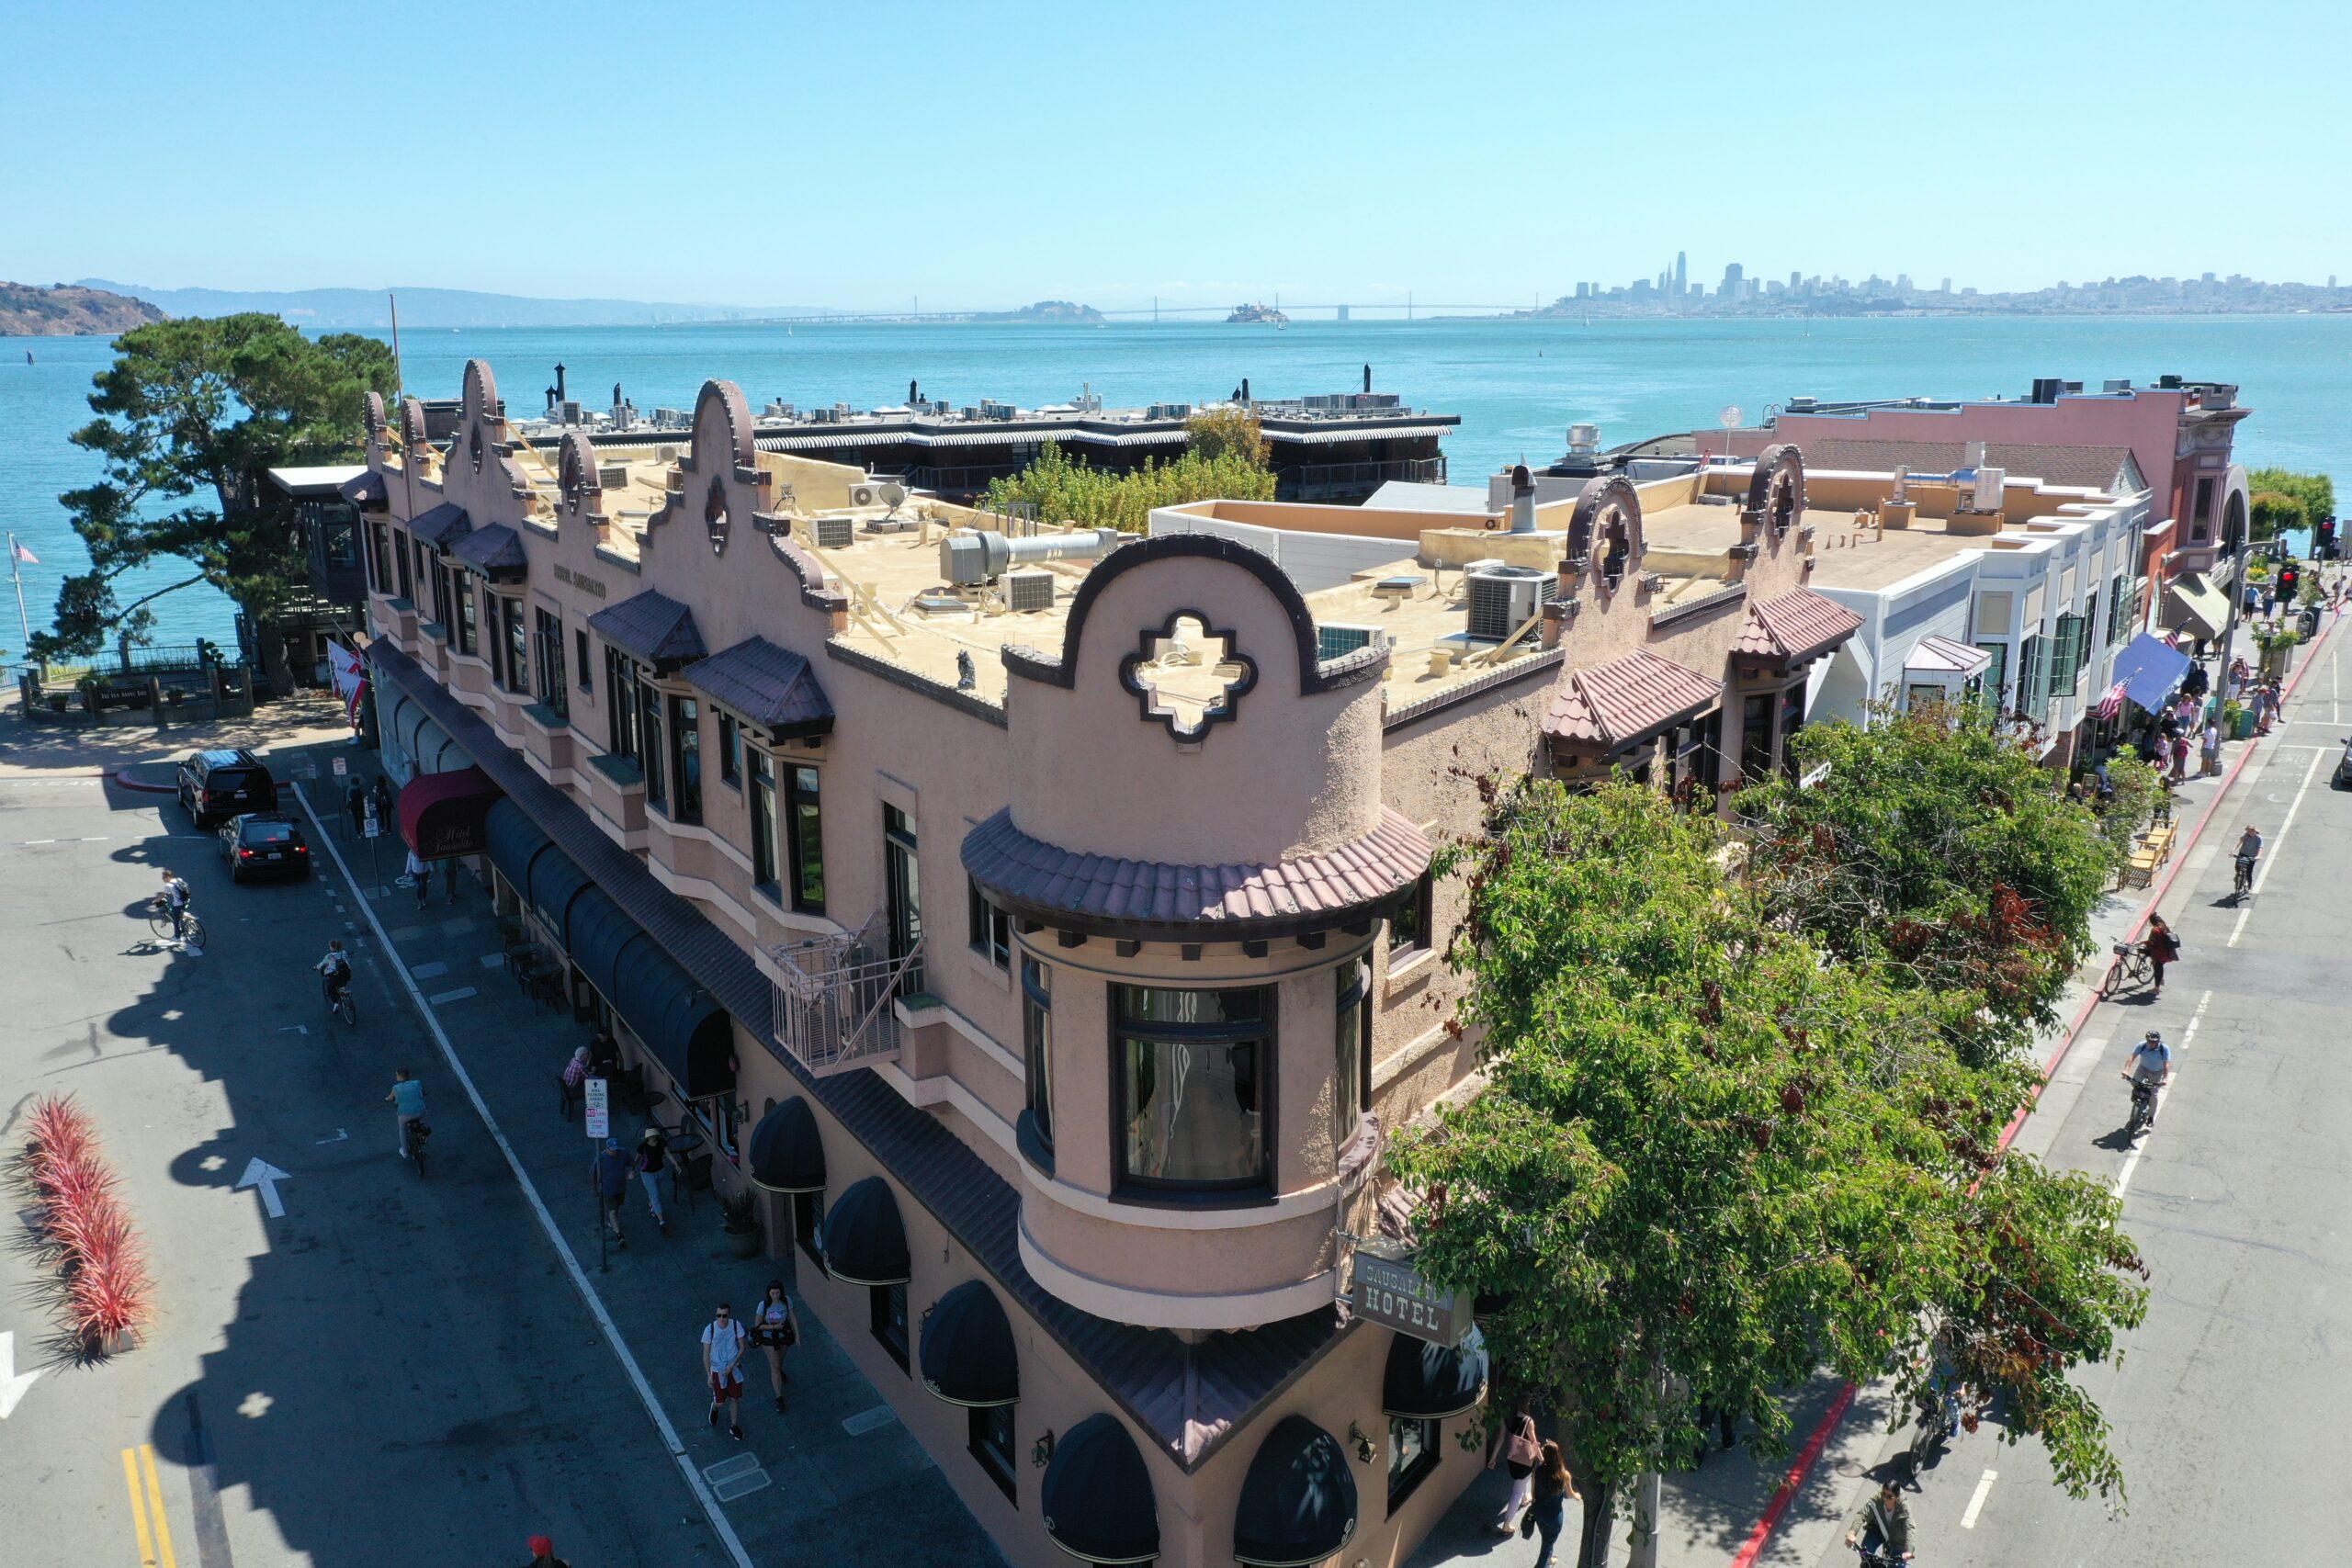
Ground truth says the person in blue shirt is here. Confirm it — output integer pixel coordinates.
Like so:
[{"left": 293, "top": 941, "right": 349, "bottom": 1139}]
[
  {"left": 386, "top": 1068, "right": 427, "bottom": 1157},
  {"left": 592, "top": 1137, "right": 634, "bottom": 1249}
]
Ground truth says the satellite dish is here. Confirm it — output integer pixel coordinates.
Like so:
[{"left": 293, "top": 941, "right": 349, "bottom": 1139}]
[{"left": 1719, "top": 405, "right": 1744, "bottom": 428}]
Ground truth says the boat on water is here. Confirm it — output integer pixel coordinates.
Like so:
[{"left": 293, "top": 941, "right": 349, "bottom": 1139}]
[{"left": 1227, "top": 301, "right": 1290, "bottom": 326}]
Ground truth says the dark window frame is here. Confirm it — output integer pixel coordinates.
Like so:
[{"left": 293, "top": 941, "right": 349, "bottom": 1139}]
[
  {"left": 717, "top": 712, "right": 741, "bottom": 787},
  {"left": 453, "top": 572, "right": 479, "bottom": 655},
  {"left": 1739, "top": 691, "right": 1774, "bottom": 781},
  {"left": 786, "top": 764, "right": 826, "bottom": 914},
  {"left": 534, "top": 606, "right": 568, "bottom": 718},
  {"left": 1386, "top": 1415, "right": 1442, "bottom": 1514},
  {"left": 1022, "top": 956, "right": 1053, "bottom": 1155},
  {"left": 575, "top": 628, "right": 593, "bottom": 693},
  {"left": 1388, "top": 872, "right": 1433, "bottom": 960},
  {"left": 502, "top": 595, "right": 528, "bottom": 695},
  {"left": 1113, "top": 983, "right": 1275, "bottom": 1196},
  {"left": 968, "top": 1404, "right": 1016, "bottom": 1503},
  {"left": 640, "top": 680, "right": 667, "bottom": 806},
  {"left": 870, "top": 1281, "right": 910, "bottom": 1372},
  {"left": 792, "top": 1189, "right": 824, "bottom": 1268},
  {"left": 393, "top": 528, "right": 413, "bottom": 602},
  {"left": 605, "top": 648, "right": 643, "bottom": 761},
  {"left": 1335, "top": 961, "right": 1369, "bottom": 1148},
  {"left": 749, "top": 749, "right": 778, "bottom": 891},
  {"left": 669, "top": 693, "right": 702, "bottom": 825},
  {"left": 968, "top": 877, "right": 1011, "bottom": 971},
  {"left": 884, "top": 804, "right": 923, "bottom": 994}
]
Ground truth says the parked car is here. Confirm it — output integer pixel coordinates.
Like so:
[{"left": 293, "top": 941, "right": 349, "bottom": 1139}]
[
  {"left": 177, "top": 749, "right": 277, "bottom": 828},
  {"left": 218, "top": 812, "right": 311, "bottom": 883},
  {"left": 2335, "top": 737, "right": 2352, "bottom": 789}
]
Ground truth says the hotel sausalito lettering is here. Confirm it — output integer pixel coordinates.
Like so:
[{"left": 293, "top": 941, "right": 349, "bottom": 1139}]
[
  {"left": 554, "top": 563, "right": 608, "bottom": 598},
  {"left": 1352, "top": 1251, "right": 1468, "bottom": 1348}
]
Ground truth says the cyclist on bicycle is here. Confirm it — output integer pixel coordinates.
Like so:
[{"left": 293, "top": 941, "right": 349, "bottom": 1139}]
[
  {"left": 2234, "top": 824, "right": 2263, "bottom": 892},
  {"left": 316, "top": 940, "right": 353, "bottom": 1009},
  {"left": 1845, "top": 1481, "right": 1915, "bottom": 1561},
  {"left": 386, "top": 1068, "right": 427, "bottom": 1158},
  {"left": 2122, "top": 1030, "right": 2173, "bottom": 1133},
  {"left": 157, "top": 868, "right": 192, "bottom": 941}
]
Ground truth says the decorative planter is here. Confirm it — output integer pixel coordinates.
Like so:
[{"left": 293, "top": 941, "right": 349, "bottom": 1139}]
[{"left": 725, "top": 1224, "right": 763, "bottom": 1259}]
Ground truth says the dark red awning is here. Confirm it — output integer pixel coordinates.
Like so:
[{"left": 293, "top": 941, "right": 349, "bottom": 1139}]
[{"left": 398, "top": 765, "right": 500, "bottom": 859}]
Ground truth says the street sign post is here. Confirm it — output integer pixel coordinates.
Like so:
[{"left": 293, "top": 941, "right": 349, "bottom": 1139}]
[
  {"left": 585, "top": 1077, "right": 612, "bottom": 1270},
  {"left": 332, "top": 756, "right": 347, "bottom": 777},
  {"left": 583, "top": 1077, "right": 610, "bottom": 1140}
]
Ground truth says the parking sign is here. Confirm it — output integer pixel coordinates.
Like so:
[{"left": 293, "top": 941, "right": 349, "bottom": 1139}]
[{"left": 584, "top": 1077, "right": 609, "bottom": 1140}]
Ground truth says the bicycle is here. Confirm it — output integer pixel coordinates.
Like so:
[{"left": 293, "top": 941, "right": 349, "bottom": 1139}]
[
  {"left": 145, "top": 896, "right": 206, "bottom": 948},
  {"left": 402, "top": 1115, "right": 431, "bottom": 1178},
  {"left": 2099, "top": 941, "right": 2154, "bottom": 999},
  {"left": 325, "top": 976, "right": 357, "bottom": 1029},
  {"left": 2233, "top": 854, "right": 2256, "bottom": 897}
]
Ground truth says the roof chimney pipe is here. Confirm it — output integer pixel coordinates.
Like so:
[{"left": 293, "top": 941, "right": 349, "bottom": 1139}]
[{"left": 1509, "top": 464, "right": 1537, "bottom": 534}]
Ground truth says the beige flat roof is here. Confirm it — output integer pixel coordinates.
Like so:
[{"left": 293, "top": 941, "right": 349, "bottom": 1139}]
[{"left": 1642, "top": 501, "right": 2063, "bottom": 592}]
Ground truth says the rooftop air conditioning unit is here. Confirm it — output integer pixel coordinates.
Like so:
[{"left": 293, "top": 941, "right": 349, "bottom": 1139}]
[
  {"left": 596, "top": 464, "right": 629, "bottom": 490},
  {"left": 1003, "top": 570, "right": 1056, "bottom": 613},
  {"left": 1465, "top": 565, "right": 1548, "bottom": 643},
  {"left": 846, "top": 481, "right": 888, "bottom": 509},
  {"left": 1316, "top": 623, "right": 1391, "bottom": 660},
  {"left": 813, "top": 515, "right": 856, "bottom": 549}
]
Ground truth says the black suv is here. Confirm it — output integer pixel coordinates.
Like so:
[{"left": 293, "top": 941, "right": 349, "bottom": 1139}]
[{"left": 176, "top": 749, "right": 279, "bottom": 828}]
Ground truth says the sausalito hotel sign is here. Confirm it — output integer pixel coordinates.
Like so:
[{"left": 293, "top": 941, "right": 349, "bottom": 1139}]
[{"left": 1352, "top": 1250, "right": 1470, "bottom": 1348}]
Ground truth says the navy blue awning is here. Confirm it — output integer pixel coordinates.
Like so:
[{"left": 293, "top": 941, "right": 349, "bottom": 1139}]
[
  {"left": 613, "top": 943, "right": 736, "bottom": 1102},
  {"left": 1382, "top": 1329, "right": 1489, "bottom": 1420},
  {"left": 484, "top": 798, "right": 553, "bottom": 895},
  {"left": 748, "top": 1097, "right": 825, "bottom": 1193},
  {"left": 1233, "top": 1415, "right": 1358, "bottom": 1567},
  {"left": 1041, "top": 1414, "right": 1159, "bottom": 1565},
  {"left": 821, "top": 1176, "right": 910, "bottom": 1287},
  {"left": 2113, "top": 632, "right": 2191, "bottom": 713},
  {"left": 529, "top": 850, "right": 595, "bottom": 946},
  {"left": 562, "top": 886, "right": 641, "bottom": 1000},
  {"left": 920, "top": 1280, "right": 1018, "bottom": 1407}
]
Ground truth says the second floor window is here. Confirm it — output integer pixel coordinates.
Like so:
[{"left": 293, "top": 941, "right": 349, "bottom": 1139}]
[
  {"left": 749, "top": 750, "right": 777, "bottom": 888},
  {"left": 786, "top": 764, "right": 825, "bottom": 913},
  {"left": 1116, "top": 984, "right": 1272, "bottom": 1192},
  {"left": 534, "top": 607, "right": 567, "bottom": 717},
  {"left": 605, "top": 649, "right": 644, "bottom": 762},
  {"left": 503, "top": 598, "right": 528, "bottom": 694},
  {"left": 640, "top": 680, "right": 667, "bottom": 805},
  {"left": 968, "top": 878, "right": 1010, "bottom": 971},
  {"left": 717, "top": 712, "right": 741, "bottom": 787},
  {"left": 453, "top": 574, "right": 479, "bottom": 655},
  {"left": 669, "top": 694, "right": 701, "bottom": 824},
  {"left": 1335, "top": 962, "right": 1368, "bottom": 1148},
  {"left": 391, "top": 527, "right": 413, "bottom": 601},
  {"left": 1022, "top": 958, "right": 1053, "bottom": 1150}
]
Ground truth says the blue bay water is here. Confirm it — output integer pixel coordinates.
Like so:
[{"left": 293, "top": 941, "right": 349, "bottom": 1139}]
[{"left": 6, "top": 314, "right": 2348, "bottom": 651}]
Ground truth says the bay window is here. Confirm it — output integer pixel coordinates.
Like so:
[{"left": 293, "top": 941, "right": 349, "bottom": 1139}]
[
  {"left": 749, "top": 750, "right": 778, "bottom": 889},
  {"left": 1022, "top": 958, "right": 1053, "bottom": 1152},
  {"left": 1116, "top": 984, "right": 1271, "bottom": 1192},
  {"left": 669, "top": 694, "right": 701, "bottom": 824},
  {"left": 1335, "top": 962, "right": 1368, "bottom": 1147}
]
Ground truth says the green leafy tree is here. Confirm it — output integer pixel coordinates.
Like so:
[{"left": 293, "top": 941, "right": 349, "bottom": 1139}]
[
  {"left": 37, "top": 314, "right": 397, "bottom": 686},
  {"left": 1389, "top": 780, "right": 2148, "bottom": 1568},
  {"left": 2245, "top": 468, "right": 2334, "bottom": 543},
  {"left": 1182, "top": 405, "right": 1269, "bottom": 467},
  {"left": 1736, "top": 702, "right": 2118, "bottom": 1067},
  {"left": 980, "top": 416, "right": 1278, "bottom": 536}
]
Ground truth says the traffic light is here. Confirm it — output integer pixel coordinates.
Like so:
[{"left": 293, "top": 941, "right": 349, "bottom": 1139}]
[
  {"left": 2277, "top": 564, "right": 2301, "bottom": 598},
  {"left": 2318, "top": 517, "right": 2338, "bottom": 558}
]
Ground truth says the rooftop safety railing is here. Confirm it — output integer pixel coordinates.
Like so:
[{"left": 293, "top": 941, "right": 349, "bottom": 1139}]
[{"left": 768, "top": 913, "right": 923, "bottom": 1077}]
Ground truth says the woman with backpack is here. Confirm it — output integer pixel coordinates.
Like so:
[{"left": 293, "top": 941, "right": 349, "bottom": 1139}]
[{"left": 749, "top": 1279, "right": 799, "bottom": 1414}]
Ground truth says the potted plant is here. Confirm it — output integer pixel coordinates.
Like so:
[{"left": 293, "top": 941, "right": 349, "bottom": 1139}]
[
  {"left": 46, "top": 692, "right": 68, "bottom": 714},
  {"left": 2221, "top": 697, "right": 2249, "bottom": 739},
  {"left": 719, "top": 1188, "right": 763, "bottom": 1259}
]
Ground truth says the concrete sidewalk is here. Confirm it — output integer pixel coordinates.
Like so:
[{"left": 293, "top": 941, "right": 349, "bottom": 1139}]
[{"left": 283, "top": 742, "right": 1005, "bottom": 1568}]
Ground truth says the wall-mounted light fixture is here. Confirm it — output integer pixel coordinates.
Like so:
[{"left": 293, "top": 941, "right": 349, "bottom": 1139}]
[
  {"left": 1347, "top": 1420, "right": 1379, "bottom": 1466},
  {"left": 1031, "top": 1430, "right": 1056, "bottom": 1469}
]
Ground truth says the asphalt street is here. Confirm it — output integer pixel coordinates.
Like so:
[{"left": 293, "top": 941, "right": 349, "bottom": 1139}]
[
  {"left": 0, "top": 768, "right": 726, "bottom": 1567},
  {"left": 1818, "top": 629, "right": 2352, "bottom": 1566}
]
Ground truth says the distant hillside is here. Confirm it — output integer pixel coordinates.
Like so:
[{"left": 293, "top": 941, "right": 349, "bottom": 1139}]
[
  {"left": 0, "top": 281, "right": 165, "bottom": 336},
  {"left": 77, "top": 279, "right": 832, "bottom": 330},
  {"left": 969, "top": 299, "right": 1105, "bottom": 323}
]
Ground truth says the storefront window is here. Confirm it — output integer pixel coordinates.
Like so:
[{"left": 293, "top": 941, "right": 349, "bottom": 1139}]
[
  {"left": 969, "top": 1404, "right": 1016, "bottom": 1502},
  {"left": 1116, "top": 985, "right": 1272, "bottom": 1191},
  {"left": 1387, "top": 1415, "right": 1441, "bottom": 1511},
  {"left": 871, "top": 1281, "right": 910, "bottom": 1371}
]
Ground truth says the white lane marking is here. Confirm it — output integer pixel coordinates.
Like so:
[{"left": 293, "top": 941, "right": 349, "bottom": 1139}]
[
  {"left": 290, "top": 782, "right": 756, "bottom": 1568},
  {"left": 2116, "top": 989, "right": 2210, "bottom": 1196},
  {"left": 314, "top": 1130, "right": 348, "bottom": 1145},
  {"left": 425, "top": 986, "right": 477, "bottom": 1005},
  {"left": 233, "top": 1157, "right": 291, "bottom": 1219},
  {"left": 1960, "top": 1469, "right": 1998, "bottom": 1529},
  {"left": 278, "top": 1025, "right": 310, "bottom": 1035},
  {"left": 0, "top": 1331, "right": 42, "bottom": 1418},
  {"left": 2230, "top": 746, "right": 2327, "bottom": 947}
]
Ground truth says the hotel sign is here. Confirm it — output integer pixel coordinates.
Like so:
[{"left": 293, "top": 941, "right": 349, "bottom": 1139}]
[
  {"left": 1351, "top": 1250, "right": 1470, "bottom": 1348},
  {"left": 554, "top": 563, "right": 608, "bottom": 599}
]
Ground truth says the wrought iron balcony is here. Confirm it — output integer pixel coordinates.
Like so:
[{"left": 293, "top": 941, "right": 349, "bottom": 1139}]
[{"left": 767, "top": 912, "right": 923, "bottom": 1077}]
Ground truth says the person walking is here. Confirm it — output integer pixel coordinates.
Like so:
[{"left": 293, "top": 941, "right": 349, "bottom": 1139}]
[
  {"left": 370, "top": 773, "right": 394, "bottom": 830},
  {"left": 516, "top": 1534, "right": 571, "bottom": 1568},
  {"left": 441, "top": 851, "right": 462, "bottom": 905},
  {"left": 2200, "top": 718, "right": 2222, "bottom": 776},
  {"left": 750, "top": 1280, "right": 798, "bottom": 1413},
  {"left": 592, "top": 1136, "right": 633, "bottom": 1249},
  {"left": 1519, "top": 1441, "right": 1581, "bottom": 1568},
  {"left": 405, "top": 845, "right": 432, "bottom": 909},
  {"left": 559, "top": 1045, "right": 590, "bottom": 1121},
  {"left": 703, "top": 1302, "right": 749, "bottom": 1441},
  {"left": 635, "top": 1125, "right": 670, "bottom": 1235},
  {"left": 1489, "top": 1404, "right": 1541, "bottom": 1532},
  {"left": 386, "top": 1068, "right": 427, "bottom": 1157},
  {"left": 345, "top": 776, "right": 367, "bottom": 839},
  {"left": 2167, "top": 731, "right": 2190, "bottom": 784},
  {"left": 2143, "top": 914, "right": 2181, "bottom": 998}
]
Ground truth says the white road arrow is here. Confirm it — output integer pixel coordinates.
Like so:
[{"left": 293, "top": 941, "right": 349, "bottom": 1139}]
[
  {"left": 234, "top": 1157, "right": 292, "bottom": 1219},
  {"left": 0, "top": 1331, "right": 40, "bottom": 1418}
]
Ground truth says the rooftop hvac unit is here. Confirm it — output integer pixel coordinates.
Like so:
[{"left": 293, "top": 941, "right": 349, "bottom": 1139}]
[
  {"left": 939, "top": 527, "right": 1123, "bottom": 586},
  {"left": 1316, "top": 623, "right": 1390, "bottom": 660},
  {"left": 1566, "top": 423, "right": 1600, "bottom": 455},
  {"left": 813, "top": 515, "right": 856, "bottom": 549},
  {"left": 596, "top": 464, "right": 629, "bottom": 490},
  {"left": 560, "top": 400, "right": 582, "bottom": 424},
  {"left": 846, "top": 482, "right": 883, "bottom": 508},
  {"left": 1465, "top": 565, "right": 1549, "bottom": 642},
  {"left": 1003, "top": 570, "right": 1056, "bottom": 613},
  {"left": 656, "top": 446, "right": 681, "bottom": 462}
]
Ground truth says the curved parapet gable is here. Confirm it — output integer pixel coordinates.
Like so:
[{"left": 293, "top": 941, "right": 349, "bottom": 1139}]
[
  {"left": 691, "top": 378, "right": 759, "bottom": 478},
  {"left": 557, "top": 430, "right": 603, "bottom": 522},
  {"left": 400, "top": 397, "right": 429, "bottom": 455},
  {"left": 1566, "top": 473, "right": 1645, "bottom": 592},
  {"left": 460, "top": 358, "right": 500, "bottom": 429},
  {"left": 361, "top": 390, "right": 387, "bottom": 452},
  {"left": 1744, "top": 442, "right": 1806, "bottom": 539},
  {"left": 645, "top": 378, "right": 767, "bottom": 563}
]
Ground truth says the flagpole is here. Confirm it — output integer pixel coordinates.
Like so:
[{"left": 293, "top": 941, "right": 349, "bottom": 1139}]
[{"left": 7, "top": 533, "right": 33, "bottom": 666}]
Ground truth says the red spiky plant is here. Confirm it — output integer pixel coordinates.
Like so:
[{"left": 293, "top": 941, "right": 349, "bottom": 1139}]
[{"left": 15, "top": 1093, "right": 153, "bottom": 1350}]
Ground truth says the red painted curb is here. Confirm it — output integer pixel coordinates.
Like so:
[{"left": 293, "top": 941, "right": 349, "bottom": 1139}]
[
  {"left": 1724, "top": 613, "right": 2339, "bottom": 1567},
  {"left": 1729, "top": 1382, "right": 1855, "bottom": 1568},
  {"left": 110, "top": 768, "right": 176, "bottom": 795}
]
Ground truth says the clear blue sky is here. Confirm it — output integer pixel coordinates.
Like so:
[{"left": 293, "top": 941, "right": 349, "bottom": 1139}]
[{"left": 4, "top": 0, "right": 2344, "bottom": 310}]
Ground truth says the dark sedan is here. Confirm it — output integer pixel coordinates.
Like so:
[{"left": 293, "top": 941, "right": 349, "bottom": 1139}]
[
  {"left": 2336, "top": 738, "right": 2352, "bottom": 789},
  {"left": 218, "top": 812, "right": 312, "bottom": 883}
]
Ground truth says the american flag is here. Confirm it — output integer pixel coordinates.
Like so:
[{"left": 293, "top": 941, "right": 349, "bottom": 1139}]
[{"left": 2095, "top": 680, "right": 2127, "bottom": 721}]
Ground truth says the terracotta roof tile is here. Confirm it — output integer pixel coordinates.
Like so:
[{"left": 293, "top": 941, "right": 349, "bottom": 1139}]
[
  {"left": 963, "top": 809, "right": 1431, "bottom": 937},
  {"left": 1544, "top": 649, "right": 1723, "bottom": 750},
  {"left": 1736, "top": 588, "right": 1864, "bottom": 662}
]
